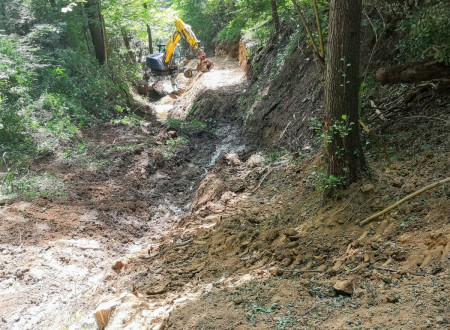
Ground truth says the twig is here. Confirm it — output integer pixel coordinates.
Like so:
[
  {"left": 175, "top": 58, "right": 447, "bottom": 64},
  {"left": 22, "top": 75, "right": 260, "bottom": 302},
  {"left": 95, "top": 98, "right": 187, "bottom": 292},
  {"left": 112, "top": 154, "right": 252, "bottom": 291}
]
[
  {"left": 375, "top": 266, "right": 400, "bottom": 273},
  {"left": 252, "top": 168, "right": 273, "bottom": 193},
  {"left": 360, "top": 177, "right": 450, "bottom": 226},
  {"left": 297, "top": 304, "right": 317, "bottom": 319},
  {"left": 282, "top": 269, "right": 323, "bottom": 273}
]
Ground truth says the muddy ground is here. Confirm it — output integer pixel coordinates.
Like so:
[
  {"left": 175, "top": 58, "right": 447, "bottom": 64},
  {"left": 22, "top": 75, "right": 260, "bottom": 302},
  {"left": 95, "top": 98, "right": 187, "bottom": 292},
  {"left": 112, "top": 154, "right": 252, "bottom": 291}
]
[{"left": 1, "top": 57, "right": 449, "bottom": 330}]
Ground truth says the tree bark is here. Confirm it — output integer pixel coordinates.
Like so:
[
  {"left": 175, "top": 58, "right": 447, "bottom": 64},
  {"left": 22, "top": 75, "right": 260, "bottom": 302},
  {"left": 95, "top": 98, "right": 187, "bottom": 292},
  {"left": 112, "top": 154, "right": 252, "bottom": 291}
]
[
  {"left": 84, "top": 0, "right": 107, "bottom": 65},
  {"left": 121, "top": 27, "right": 135, "bottom": 63},
  {"left": 376, "top": 60, "right": 450, "bottom": 85},
  {"left": 146, "top": 24, "right": 154, "bottom": 54},
  {"left": 143, "top": 3, "right": 153, "bottom": 54},
  {"left": 325, "top": 0, "right": 365, "bottom": 185},
  {"left": 270, "top": 0, "right": 281, "bottom": 34}
]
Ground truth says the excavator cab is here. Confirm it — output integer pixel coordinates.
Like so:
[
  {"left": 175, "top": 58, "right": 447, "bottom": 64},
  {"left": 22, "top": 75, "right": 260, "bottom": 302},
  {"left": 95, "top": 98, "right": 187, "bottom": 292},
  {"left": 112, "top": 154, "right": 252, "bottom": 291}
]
[{"left": 144, "top": 17, "right": 213, "bottom": 94}]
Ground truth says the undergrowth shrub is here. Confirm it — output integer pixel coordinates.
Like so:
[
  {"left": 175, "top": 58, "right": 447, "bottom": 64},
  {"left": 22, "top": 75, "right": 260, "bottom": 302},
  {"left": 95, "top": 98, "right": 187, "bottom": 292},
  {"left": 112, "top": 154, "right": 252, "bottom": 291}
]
[
  {"left": 396, "top": 1, "right": 450, "bottom": 63},
  {"left": 0, "top": 31, "right": 134, "bottom": 171}
]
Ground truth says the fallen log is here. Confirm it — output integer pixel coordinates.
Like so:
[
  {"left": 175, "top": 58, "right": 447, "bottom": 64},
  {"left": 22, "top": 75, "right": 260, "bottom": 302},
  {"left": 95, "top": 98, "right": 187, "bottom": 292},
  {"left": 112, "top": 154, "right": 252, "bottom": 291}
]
[{"left": 376, "top": 60, "right": 450, "bottom": 85}]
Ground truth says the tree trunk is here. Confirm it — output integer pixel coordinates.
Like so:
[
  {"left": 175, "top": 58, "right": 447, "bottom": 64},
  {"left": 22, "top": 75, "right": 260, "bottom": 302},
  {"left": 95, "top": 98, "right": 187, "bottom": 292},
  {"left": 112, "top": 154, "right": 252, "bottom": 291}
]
[
  {"left": 376, "top": 60, "right": 450, "bottom": 85},
  {"left": 121, "top": 27, "right": 135, "bottom": 63},
  {"left": 84, "top": 0, "right": 107, "bottom": 65},
  {"left": 143, "top": 3, "right": 153, "bottom": 54},
  {"left": 270, "top": 0, "right": 281, "bottom": 34},
  {"left": 146, "top": 24, "right": 154, "bottom": 54},
  {"left": 1, "top": 1, "right": 8, "bottom": 33},
  {"left": 325, "top": 0, "right": 365, "bottom": 185}
]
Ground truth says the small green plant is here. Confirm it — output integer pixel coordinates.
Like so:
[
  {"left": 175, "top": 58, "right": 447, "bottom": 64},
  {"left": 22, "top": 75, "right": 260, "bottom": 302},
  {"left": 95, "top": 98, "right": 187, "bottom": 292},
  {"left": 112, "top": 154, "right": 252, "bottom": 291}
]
[
  {"left": 401, "top": 215, "right": 415, "bottom": 228},
  {"left": 166, "top": 117, "right": 207, "bottom": 133},
  {"left": 162, "top": 137, "right": 190, "bottom": 160},
  {"left": 276, "top": 311, "right": 295, "bottom": 330},
  {"left": 113, "top": 114, "right": 142, "bottom": 126},
  {"left": 167, "top": 137, "right": 190, "bottom": 147},
  {"left": 309, "top": 115, "right": 355, "bottom": 193},
  {"left": 245, "top": 302, "right": 277, "bottom": 324},
  {"left": 309, "top": 169, "right": 348, "bottom": 193}
]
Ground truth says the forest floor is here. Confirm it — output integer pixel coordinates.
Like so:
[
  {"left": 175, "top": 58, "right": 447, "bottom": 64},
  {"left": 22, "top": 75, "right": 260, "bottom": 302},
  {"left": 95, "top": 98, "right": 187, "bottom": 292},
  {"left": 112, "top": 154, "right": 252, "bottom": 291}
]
[{"left": 0, "top": 58, "right": 449, "bottom": 330}]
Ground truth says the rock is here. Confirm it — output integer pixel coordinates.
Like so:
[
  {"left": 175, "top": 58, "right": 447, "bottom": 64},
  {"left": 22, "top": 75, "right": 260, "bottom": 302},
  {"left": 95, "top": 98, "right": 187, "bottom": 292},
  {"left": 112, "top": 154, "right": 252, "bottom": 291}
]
[
  {"left": 10, "top": 314, "right": 20, "bottom": 322},
  {"left": 287, "top": 241, "right": 299, "bottom": 249},
  {"left": 284, "top": 229, "right": 298, "bottom": 237},
  {"left": 334, "top": 277, "right": 357, "bottom": 295},
  {"left": 146, "top": 285, "right": 167, "bottom": 295},
  {"left": 95, "top": 308, "right": 114, "bottom": 330},
  {"left": 112, "top": 261, "right": 124, "bottom": 274},
  {"left": 378, "top": 273, "right": 392, "bottom": 284},
  {"left": 233, "top": 298, "right": 243, "bottom": 305},
  {"left": 361, "top": 184, "right": 374, "bottom": 193},
  {"left": 392, "top": 177, "right": 403, "bottom": 188},
  {"left": 273, "top": 268, "right": 284, "bottom": 276},
  {"left": 282, "top": 256, "right": 294, "bottom": 267},
  {"left": 386, "top": 294, "right": 399, "bottom": 303},
  {"left": 167, "top": 130, "right": 177, "bottom": 138}
]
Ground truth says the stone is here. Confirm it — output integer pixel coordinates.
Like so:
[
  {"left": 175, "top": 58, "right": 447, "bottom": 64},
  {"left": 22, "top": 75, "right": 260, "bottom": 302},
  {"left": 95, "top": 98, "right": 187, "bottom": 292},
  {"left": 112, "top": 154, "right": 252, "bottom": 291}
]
[
  {"left": 334, "top": 277, "right": 357, "bottom": 295},
  {"left": 284, "top": 229, "right": 298, "bottom": 237},
  {"left": 112, "top": 261, "right": 124, "bottom": 274},
  {"left": 361, "top": 184, "right": 374, "bottom": 193},
  {"left": 386, "top": 294, "right": 399, "bottom": 303}
]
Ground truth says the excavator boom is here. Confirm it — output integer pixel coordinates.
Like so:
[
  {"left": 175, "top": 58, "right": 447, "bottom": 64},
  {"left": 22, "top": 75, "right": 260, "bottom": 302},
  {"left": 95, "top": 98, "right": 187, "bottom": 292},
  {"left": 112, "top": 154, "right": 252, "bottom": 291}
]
[
  {"left": 164, "top": 18, "right": 200, "bottom": 64},
  {"left": 144, "top": 17, "right": 212, "bottom": 95}
]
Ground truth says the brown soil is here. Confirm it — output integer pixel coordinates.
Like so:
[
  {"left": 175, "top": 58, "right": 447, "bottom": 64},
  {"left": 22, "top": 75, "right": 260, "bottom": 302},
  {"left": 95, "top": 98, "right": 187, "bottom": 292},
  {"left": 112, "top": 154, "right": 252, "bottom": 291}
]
[{"left": 1, "top": 53, "right": 449, "bottom": 330}]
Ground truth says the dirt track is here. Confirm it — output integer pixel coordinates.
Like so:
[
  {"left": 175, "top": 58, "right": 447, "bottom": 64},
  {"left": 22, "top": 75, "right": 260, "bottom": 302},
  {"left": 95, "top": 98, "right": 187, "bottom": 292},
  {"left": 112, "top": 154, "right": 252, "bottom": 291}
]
[
  {"left": 1, "top": 57, "right": 449, "bottom": 330},
  {"left": 0, "top": 58, "right": 247, "bottom": 329}
]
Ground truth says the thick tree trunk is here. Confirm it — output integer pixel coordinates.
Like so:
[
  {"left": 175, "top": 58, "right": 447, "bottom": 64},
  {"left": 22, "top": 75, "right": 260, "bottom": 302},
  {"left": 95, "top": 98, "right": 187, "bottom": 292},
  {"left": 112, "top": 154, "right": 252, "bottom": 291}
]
[
  {"left": 270, "top": 0, "right": 281, "bottom": 34},
  {"left": 84, "top": 0, "right": 107, "bottom": 65},
  {"left": 325, "top": 0, "right": 365, "bottom": 185},
  {"left": 376, "top": 60, "right": 450, "bottom": 85}
]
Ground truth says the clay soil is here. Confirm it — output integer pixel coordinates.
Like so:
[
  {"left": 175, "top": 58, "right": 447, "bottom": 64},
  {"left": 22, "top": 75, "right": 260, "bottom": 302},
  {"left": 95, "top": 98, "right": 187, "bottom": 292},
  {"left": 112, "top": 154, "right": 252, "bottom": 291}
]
[{"left": 1, "top": 57, "right": 449, "bottom": 330}]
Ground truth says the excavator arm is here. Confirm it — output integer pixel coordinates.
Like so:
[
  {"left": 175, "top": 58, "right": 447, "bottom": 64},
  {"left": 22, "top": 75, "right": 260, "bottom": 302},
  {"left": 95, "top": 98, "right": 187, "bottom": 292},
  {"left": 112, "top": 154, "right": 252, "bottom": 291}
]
[{"left": 164, "top": 17, "right": 200, "bottom": 64}]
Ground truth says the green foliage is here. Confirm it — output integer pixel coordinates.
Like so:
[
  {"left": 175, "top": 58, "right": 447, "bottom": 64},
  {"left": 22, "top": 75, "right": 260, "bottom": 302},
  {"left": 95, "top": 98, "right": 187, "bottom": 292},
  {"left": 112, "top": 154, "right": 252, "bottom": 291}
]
[
  {"left": 167, "top": 136, "right": 190, "bottom": 146},
  {"left": 309, "top": 169, "right": 348, "bottom": 193},
  {"left": 1, "top": 171, "right": 67, "bottom": 200},
  {"left": 214, "top": 16, "right": 246, "bottom": 43},
  {"left": 276, "top": 311, "right": 295, "bottom": 330},
  {"left": 0, "top": 13, "right": 134, "bottom": 169},
  {"left": 162, "top": 136, "right": 190, "bottom": 160},
  {"left": 166, "top": 117, "right": 207, "bottom": 133},
  {"left": 245, "top": 302, "right": 277, "bottom": 324},
  {"left": 309, "top": 115, "right": 355, "bottom": 193},
  {"left": 396, "top": 1, "right": 450, "bottom": 63},
  {"left": 401, "top": 215, "right": 415, "bottom": 228}
]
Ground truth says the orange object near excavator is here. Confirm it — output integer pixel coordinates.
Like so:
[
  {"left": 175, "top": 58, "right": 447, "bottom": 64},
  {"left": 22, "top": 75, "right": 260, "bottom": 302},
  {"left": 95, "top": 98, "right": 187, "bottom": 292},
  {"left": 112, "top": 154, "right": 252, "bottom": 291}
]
[{"left": 145, "top": 17, "right": 213, "bottom": 94}]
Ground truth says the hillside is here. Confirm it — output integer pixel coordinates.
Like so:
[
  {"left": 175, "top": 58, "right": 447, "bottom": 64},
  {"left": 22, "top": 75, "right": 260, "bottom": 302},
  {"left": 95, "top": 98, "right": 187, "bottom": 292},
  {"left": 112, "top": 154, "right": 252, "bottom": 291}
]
[{"left": 0, "top": 0, "right": 449, "bottom": 329}]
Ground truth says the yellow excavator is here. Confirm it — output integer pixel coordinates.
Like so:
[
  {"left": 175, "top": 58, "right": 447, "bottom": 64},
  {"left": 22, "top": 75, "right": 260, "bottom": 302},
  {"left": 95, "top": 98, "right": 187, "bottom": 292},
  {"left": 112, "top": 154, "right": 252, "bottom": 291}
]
[{"left": 145, "top": 17, "right": 213, "bottom": 94}]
